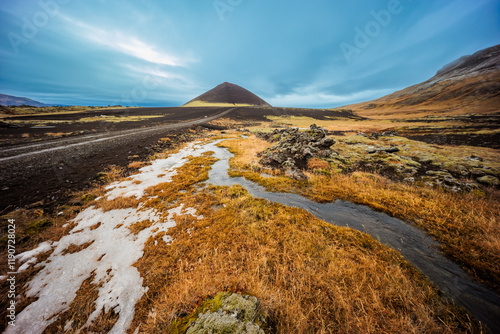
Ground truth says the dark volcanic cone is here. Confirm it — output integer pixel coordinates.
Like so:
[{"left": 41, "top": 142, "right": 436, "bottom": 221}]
[{"left": 183, "top": 82, "right": 271, "bottom": 107}]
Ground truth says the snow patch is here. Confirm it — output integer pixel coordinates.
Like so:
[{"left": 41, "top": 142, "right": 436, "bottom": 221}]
[
  {"left": 6, "top": 205, "right": 202, "bottom": 334},
  {"left": 16, "top": 241, "right": 57, "bottom": 273},
  {"left": 6, "top": 140, "right": 215, "bottom": 334},
  {"left": 104, "top": 141, "right": 224, "bottom": 200}
]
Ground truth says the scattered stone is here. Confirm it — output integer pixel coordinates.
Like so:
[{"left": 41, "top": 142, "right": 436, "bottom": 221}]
[
  {"left": 285, "top": 169, "right": 308, "bottom": 181},
  {"left": 464, "top": 155, "right": 484, "bottom": 162},
  {"left": 178, "top": 292, "right": 268, "bottom": 334},
  {"left": 81, "top": 194, "right": 96, "bottom": 202},
  {"left": 257, "top": 124, "right": 335, "bottom": 179},
  {"left": 382, "top": 131, "right": 399, "bottom": 136},
  {"left": 95, "top": 172, "right": 108, "bottom": 180},
  {"left": 367, "top": 146, "right": 400, "bottom": 154},
  {"left": 477, "top": 175, "right": 500, "bottom": 186}
]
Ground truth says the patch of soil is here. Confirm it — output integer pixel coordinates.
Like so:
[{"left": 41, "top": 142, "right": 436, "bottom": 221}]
[
  {"left": 0, "top": 107, "right": 228, "bottom": 147},
  {"left": 405, "top": 132, "right": 500, "bottom": 149},
  {"left": 0, "top": 125, "right": 209, "bottom": 214},
  {"left": 226, "top": 107, "right": 363, "bottom": 122}
]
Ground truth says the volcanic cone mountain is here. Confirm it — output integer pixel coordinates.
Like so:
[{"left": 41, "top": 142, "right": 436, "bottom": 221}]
[
  {"left": 342, "top": 44, "right": 500, "bottom": 118},
  {"left": 183, "top": 82, "right": 271, "bottom": 107}
]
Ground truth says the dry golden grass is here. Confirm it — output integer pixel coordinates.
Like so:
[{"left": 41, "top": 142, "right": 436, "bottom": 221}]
[
  {"left": 261, "top": 115, "right": 492, "bottom": 134},
  {"left": 344, "top": 73, "right": 500, "bottom": 119},
  {"left": 207, "top": 117, "right": 245, "bottom": 129},
  {"left": 221, "top": 136, "right": 500, "bottom": 293},
  {"left": 128, "top": 161, "right": 145, "bottom": 169},
  {"left": 46, "top": 132, "right": 70, "bottom": 137},
  {"left": 132, "top": 185, "right": 478, "bottom": 333},
  {"left": 0, "top": 136, "right": 484, "bottom": 333},
  {"left": 307, "top": 157, "right": 331, "bottom": 171},
  {"left": 94, "top": 195, "right": 142, "bottom": 212}
]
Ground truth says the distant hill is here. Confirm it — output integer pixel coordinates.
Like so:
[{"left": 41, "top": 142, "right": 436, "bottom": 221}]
[
  {"left": 0, "top": 93, "right": 47, "bottom": 107},
  {"left": 342, "top": 44, "right": 500, "bottom": 119},
  {"left": 183, "top": 82, "right": 271, "bottom": 107}
]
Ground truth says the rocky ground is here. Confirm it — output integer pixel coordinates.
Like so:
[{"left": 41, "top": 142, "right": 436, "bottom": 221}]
[
  {"left": 254, "top": 125, "right": 499, "bottom": 193},
  {"left": 256, "top": 124, "right": 335, "bottom": 180}
]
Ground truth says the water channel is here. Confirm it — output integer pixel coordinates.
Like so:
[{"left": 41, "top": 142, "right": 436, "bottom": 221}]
[{"left": 202, "top": 139, "right": 500, "bottom": 332}]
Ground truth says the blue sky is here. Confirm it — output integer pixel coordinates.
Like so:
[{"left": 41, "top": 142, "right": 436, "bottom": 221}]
[{"left": 0, "top": 0, "right": 499, "bottom": 108}]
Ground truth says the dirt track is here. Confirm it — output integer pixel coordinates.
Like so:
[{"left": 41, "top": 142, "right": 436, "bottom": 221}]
[{"left": 0, "top": 107, "right": 234, "bottom": 212}]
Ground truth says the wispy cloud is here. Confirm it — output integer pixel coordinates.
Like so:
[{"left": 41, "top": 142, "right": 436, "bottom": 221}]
[
  {"left": 396, "top": 0, "right": 490, "bottom": 49},
  {"left": 125, "top": 64, "right": 184, "bottom": 80},
  {"left": 267, "top": 88, "right": 393, "bottom": 108},
  {"left": 61, "top": 15, "right": 186, "bottom": 66}
]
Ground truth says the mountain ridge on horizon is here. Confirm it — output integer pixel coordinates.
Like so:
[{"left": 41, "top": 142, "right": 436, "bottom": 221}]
[
  {"left": 341, "top": 44, "right": 500, "bottom": 119},
  {"left": 0, "top": 93, "right": 47, "bottom": 107}
]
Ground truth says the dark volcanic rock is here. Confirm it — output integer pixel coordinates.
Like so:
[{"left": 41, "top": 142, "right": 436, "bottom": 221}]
[
  {"left": 367, "top": 146, "right": 400, "bottom": 154},
  {"left": 257, "top": 124, "right": 335, "bottom": 179}
]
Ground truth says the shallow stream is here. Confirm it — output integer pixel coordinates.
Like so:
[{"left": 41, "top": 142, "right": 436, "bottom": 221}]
[{"left": 203, "top": 139, "right": 500, "bottom": 332}]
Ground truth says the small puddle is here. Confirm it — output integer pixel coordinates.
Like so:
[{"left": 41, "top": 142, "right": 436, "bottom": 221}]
[{"left": 203, "top": 139, "right": 500, "bottom": 332}]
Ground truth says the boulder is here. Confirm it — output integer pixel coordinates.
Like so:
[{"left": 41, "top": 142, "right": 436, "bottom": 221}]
[
  {"left": 257, "top": 125, "right": 335, "bottom": 176},
  {"left": 477, "top": 175, "right": 500, "bottom": 186},
  {"left": 184, "top": 293, "right": 267, "bottom": 334}
]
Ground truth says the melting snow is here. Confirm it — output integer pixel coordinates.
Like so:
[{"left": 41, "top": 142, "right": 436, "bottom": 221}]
[
  {"left": 16, "top": 241, "right": 57, "bottom": 273},
  {"left": 6, "top": 140, "right": 214, "bottom": 334}
]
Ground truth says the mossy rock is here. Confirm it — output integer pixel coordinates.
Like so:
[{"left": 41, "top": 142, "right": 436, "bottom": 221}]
[
  {"left": 95, "top": 172, "right": 108, "bottom": 180},
  {"left": 81, "top": 193, "right": 97, "bottom": 202},
  {"left": 26, "top": 218, "right": 52, "bottom": 235},
  {"left": 171, "top": 292, "right": 269, "bottom": 334},
  {"left": 477, "top": 175, "right": 500, "bottom": 186}
]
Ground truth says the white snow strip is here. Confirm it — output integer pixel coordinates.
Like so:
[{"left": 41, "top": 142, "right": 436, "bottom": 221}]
[
  {"left": 15, "top": 241, "right": 57, "bottom": 273},
  {"left": 105, "top": 140, "right": 224, "bottom": 200},
  {"left": 6, "top": 139, "right": 214, "bottom": 334},
  {"left": 6, "top": 205, "right": 202, "bottom": 334}
]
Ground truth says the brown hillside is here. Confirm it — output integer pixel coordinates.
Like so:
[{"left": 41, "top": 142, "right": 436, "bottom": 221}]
[{"left": 342, "top": 44, "right": 500, "bottom": 119}]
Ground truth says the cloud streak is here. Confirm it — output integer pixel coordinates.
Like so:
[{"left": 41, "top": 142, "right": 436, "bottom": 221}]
[
  {"left": 62, "top": 16, "right": 186, "bottom": 67},
  {"left": 0, "top": 1, "right": 498, "bottom": 107}
]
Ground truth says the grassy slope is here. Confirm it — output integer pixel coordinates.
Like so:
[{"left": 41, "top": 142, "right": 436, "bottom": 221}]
[
  {"left": 220, "top": 134, "right": 500, "bottom": 294},
  {"left": 0, "top": 136, "right": 481, "bottom": 333},
  {"left": 341, "top": 72, "right": 500, "bottom": 119}
]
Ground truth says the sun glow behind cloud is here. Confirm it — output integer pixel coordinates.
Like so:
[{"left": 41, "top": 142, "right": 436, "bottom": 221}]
[{"left": 61, "top": 16, "right": 186, "bottom": 67}]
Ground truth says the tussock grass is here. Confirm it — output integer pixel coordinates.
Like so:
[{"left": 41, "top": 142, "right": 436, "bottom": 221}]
[
  {"left": 128, "top": 161, "right": 145, "bottom": 169},
  {"left": 0, "top": 136, "right": 484, "bottom": 333},
  {"left": 94, "top": 196, "right": 143, "bottom": 211},
  {"left": 133, "top": 185, "right": 478, "bottom": 333},
  {"left": 221, "top": 136, "right": 500, "bottom": 293}
]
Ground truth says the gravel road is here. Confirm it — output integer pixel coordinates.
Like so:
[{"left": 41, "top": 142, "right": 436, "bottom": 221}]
[{"left": 0, "top": 107, "right": 235, "bottom": 212}]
